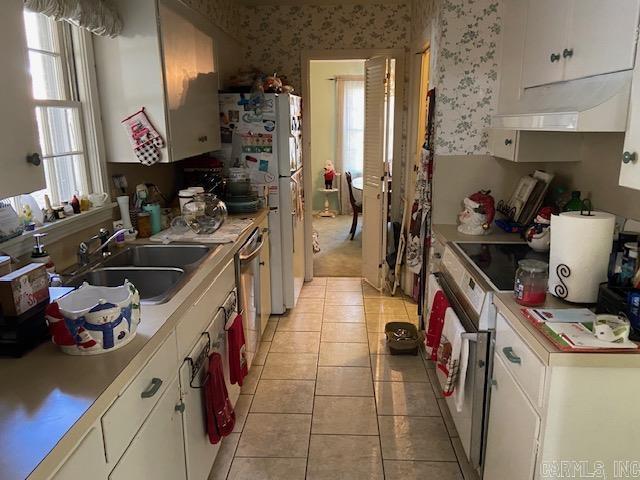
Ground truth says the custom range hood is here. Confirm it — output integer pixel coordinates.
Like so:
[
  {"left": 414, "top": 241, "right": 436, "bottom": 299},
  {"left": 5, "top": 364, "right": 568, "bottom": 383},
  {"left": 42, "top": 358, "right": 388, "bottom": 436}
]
[{"left": 492, "top": 70, "right": 632, "bottom": 132}]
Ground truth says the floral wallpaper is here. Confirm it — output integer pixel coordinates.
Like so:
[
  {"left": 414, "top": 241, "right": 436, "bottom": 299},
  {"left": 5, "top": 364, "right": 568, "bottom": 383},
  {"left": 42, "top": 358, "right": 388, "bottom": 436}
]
[
  {"left": 431, "top": 0, "right": 501, "bottom": 155},
  {"left": 239, "top": 3, "right": 412, "bottom": 89},
  {"left": 181, "top": 0, "right": 244, "bottom": 39}
]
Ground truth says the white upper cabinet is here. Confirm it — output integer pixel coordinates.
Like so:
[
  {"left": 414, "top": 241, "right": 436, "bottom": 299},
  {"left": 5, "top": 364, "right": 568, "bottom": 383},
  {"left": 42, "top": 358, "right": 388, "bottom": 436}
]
[
  {"left": 94, "top": 0, "right": 221, "bottom": 164},
  {"left": 0, "top": 0, "right": 46, "bottom": 197},
  {"left": 522, "top": 0, "right": 571, "bottom": 88},
  {"left": 522, "top": 0, "right": 640, "bottom": 89},
  {"left": 620, "top": 44, "right": 640, "bottom": 190},
  {"left": 563, "top": 0, "right": 640, "bottom": 82}
]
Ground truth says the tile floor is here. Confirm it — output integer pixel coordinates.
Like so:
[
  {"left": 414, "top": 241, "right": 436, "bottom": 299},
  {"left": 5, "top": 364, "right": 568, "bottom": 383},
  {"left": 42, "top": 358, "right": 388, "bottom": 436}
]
[{"left": 210, "top": 277, "right": 464, "bottom": 480}]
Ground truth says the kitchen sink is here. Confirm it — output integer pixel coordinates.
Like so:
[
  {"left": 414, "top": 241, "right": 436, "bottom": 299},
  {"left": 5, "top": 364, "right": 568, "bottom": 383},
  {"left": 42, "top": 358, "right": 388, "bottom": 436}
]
[
  {"left": 64, "top": 244, "right": 218, "bottom": 305},
  {"left": 101, "top": 244, "right": 214, "bottom": 268},
  {"left": 66, "top": 267, "right": 186, "bottom": 304}
]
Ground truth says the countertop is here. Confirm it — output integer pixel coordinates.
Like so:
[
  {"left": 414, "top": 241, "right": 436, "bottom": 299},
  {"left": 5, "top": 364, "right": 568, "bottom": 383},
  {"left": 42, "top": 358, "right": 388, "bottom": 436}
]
[
  {"left": 494, "top": 292, "right": 640, "bottom": 368},
  {"left": 432, "top": 223, "right": 640, "bottom": 369},
  {"left": 0, "top": 209, "right": 268, "bottom": 480}
]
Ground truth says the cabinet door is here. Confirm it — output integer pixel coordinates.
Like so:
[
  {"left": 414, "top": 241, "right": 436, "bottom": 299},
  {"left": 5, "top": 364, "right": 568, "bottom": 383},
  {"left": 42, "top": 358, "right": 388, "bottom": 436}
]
[
  {"left": 52, "top": 427, "right": 108, "bottom": 480},
  {"left": 159, "top": 1, "right": 221, "bottom": 161},
  {"left": 522, "top": 0, "right": 571, "bottom": 88},
  {"left": 109, "top": 376, "right": 186, "bottom": 480},
  {"left": 483, "top": 355, "right": 541, "bottom": 480},
  {"left": 621, "top": 43, "right": 640, "bottom": 190},
  {"left": 0, "top": 0, "right": 46, "bottom": 197},
  {"left": 487, "top": 129, "right": 518, "bottom": 161},
  {"left": 564, "top": 0, "right": 640, "bottom": 82}
]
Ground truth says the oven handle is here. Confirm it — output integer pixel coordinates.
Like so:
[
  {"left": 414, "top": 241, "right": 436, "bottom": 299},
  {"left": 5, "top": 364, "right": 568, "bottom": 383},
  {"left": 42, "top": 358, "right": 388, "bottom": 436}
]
[{"left": 435, "top": 272, "right": 478, "bottom": 333}]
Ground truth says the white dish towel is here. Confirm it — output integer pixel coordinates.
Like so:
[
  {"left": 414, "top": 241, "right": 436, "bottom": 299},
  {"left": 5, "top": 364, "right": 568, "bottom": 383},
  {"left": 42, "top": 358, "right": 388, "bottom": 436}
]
[{"left": 436, "top": 307, "right": 470, "bottom": 413}]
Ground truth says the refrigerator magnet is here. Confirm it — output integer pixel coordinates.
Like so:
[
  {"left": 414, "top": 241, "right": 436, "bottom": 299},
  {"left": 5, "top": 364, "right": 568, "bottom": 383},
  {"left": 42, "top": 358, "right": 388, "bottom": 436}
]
[{"left": 259, "top": 159, "right": 269, "bottom": 172}]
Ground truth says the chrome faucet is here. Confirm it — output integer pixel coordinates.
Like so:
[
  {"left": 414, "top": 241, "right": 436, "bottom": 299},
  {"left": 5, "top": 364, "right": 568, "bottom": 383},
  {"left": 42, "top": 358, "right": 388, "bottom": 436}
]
[{"left": 77, "top": 228, "right": 128, "bottom": 266}]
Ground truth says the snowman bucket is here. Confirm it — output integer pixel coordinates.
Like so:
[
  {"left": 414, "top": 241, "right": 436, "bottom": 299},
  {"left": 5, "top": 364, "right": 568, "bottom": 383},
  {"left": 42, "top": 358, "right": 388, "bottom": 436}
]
[{"left": 46, "top": 280, "right": 141, "bottom": 355}]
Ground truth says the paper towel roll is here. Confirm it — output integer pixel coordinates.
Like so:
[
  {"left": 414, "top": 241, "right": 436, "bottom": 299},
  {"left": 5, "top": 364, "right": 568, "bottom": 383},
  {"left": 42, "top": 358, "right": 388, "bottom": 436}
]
[{"left": 548, "top": 211, "right": 615, "bottom": 303}]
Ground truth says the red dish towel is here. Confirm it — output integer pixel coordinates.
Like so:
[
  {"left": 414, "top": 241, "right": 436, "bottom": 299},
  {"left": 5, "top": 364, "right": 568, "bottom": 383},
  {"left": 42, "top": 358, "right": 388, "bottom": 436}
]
[
  {"left": 227, "top": 313, "right": 248, "bottom": 386},
  {"left": 425, "top": 290, "right": 450, "bottom": 361},
  {"left": 205, "top": 352, "right": 235, "bottom": 444}
]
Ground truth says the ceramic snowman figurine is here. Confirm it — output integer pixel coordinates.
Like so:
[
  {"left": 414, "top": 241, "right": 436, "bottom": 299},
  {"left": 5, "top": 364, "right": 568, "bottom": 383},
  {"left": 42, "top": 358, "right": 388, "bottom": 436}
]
[
  {"left": 457, "top": 190, "right": 495, "bottom": 236},
  {"left": 83, "top": 301, "right": 130, "bottom": 350},
  {"left": 525, "top": 206, "right": 553, "bottom": 252},
  {"left": 324, "top": 160, "right": 336, "bottom": 189}
]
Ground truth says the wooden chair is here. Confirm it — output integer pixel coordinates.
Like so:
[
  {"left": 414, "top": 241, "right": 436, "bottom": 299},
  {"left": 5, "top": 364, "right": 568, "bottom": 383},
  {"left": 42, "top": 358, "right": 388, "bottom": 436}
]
[{"left": 345, "top": 172, "right": 362, "bottom": 240}]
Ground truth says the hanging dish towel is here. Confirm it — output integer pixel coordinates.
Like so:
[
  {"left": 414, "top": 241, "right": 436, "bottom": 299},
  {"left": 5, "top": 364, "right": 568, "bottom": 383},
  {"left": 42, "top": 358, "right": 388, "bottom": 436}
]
[
  {"left": 425, "top": 287, "right": 450, "bottom": 361},
  {"left": 204, "top": 352, "right": 235, "bottom": 444},
  {"left": 227, "top": 313, "right": 248, "bottom": 386},
  {"left": 436, "top": 308, "right": 466, "bottom": 397},
  {"left": 455, "top": 329, "right": 470, "bottom": 413}
]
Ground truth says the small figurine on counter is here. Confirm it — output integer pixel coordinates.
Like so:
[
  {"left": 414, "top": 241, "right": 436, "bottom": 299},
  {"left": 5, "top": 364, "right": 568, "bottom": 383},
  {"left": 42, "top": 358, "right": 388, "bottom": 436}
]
[
  {"left": 525, "top": 206, "right": 553, "bottom": 252},
  {"left": 457, "top": 190, "right": 495, "bottom": 236},
  {"left": 323, "top": 160, "right": 336, "bottom": 189}
]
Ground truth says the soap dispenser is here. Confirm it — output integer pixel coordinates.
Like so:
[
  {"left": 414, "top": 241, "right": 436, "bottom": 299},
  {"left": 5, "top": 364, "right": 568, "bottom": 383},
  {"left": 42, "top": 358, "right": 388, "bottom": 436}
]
[{"left": 31, "top": 233, "right": 55, "bottom": 274}]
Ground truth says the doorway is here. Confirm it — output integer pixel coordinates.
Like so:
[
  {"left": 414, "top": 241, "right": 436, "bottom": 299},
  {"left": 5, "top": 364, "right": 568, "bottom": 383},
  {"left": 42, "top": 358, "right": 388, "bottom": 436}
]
[
  {"left": 309, "top": 59, "right": 366, "bottom": 277},
  {"left": 302, "top": 50, "right": 404, "bottom": 285}
]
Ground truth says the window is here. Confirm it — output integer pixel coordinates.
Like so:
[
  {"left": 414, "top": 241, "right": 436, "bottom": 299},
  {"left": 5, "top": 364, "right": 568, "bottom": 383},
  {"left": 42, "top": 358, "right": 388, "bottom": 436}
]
[{"left": 22, "top": 10, "right": 90, "bottom": 207}]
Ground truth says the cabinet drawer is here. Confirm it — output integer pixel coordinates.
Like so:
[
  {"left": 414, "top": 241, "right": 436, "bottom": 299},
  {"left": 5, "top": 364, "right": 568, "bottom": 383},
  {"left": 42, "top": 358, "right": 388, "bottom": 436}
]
[
  {"left": 102, "top": 330, "right": 178, "bottom": 464},
  {"left": 176, "top": 259, "right": 235, "bottom": 358},
  {"left": 488, "top": 129, "right": 517, "bottom": 161},
  {"left": 495, "top": 312, "right": 545, "bottom": 410}
]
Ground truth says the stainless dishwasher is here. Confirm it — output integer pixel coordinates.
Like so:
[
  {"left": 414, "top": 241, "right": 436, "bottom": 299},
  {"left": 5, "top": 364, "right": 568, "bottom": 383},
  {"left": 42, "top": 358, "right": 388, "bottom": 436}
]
[{"left": 235, "top": 228, "right": 265, "bottom": 369}]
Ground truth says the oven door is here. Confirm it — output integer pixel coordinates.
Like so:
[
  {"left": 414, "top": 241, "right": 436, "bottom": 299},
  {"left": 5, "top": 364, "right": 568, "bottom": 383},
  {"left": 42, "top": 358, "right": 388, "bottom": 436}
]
[{"left": 436, "top": 272, "right": 492, "bottom": 473}]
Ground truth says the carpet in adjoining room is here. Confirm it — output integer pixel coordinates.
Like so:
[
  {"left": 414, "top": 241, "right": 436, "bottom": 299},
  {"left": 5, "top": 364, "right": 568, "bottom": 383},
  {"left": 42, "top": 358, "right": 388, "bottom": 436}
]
[{"left": 312, "top": 215, "right": 362, "bottom": 277}]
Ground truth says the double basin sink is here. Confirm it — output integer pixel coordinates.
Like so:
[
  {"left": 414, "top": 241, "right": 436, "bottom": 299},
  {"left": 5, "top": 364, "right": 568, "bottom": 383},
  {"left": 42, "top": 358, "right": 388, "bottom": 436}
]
[{"left": 65, "top": 244, "right": 217, "bottom": 305}]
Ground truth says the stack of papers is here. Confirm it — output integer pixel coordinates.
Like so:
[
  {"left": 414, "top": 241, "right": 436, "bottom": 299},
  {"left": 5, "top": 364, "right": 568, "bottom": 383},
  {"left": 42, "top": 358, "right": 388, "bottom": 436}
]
[{"left": 522, "top": 308, "right": 638, "bottom": 350}]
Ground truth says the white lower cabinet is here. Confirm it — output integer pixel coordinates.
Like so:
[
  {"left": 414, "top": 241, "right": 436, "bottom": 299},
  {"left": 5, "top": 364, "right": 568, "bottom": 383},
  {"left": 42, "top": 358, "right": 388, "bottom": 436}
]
[
  {"left": 51, "top": 426, "right": 108, "bottom": 480},
  {"left": 484, "top": 354, "right": 541, "bottom": 480},
  {"left": 109, "top": 375, "right": 186, "bottom": 480}
]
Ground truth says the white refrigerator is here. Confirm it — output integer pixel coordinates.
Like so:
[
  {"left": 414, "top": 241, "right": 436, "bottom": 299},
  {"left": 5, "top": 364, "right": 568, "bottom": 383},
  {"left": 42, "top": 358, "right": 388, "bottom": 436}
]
[{"left": 219, "top": 93, "right": 305, "bottom": 314}]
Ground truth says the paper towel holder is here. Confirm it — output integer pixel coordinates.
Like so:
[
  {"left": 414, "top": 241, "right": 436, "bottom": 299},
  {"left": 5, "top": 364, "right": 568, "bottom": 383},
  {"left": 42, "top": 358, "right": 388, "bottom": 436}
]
[
  {"left": 554, "top": 263, "right": 571, "bottom": 299},
  {"left": 579, "top": 199, "right": 594, "bottom": 217}
]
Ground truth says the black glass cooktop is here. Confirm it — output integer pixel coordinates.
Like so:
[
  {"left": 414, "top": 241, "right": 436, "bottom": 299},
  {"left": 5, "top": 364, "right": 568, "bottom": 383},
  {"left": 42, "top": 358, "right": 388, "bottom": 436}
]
[{"left": 456, "top": 243, "right": 549, "bottom": 291}]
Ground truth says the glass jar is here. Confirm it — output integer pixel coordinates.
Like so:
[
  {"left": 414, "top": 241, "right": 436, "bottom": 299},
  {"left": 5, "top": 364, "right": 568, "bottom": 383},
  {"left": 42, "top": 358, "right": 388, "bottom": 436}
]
[
  {"left": 182, "top": 193, "right": 228, "bottom": 234},
  {"left": 514, "top": 259, "right": 549, "bottom": 306}
]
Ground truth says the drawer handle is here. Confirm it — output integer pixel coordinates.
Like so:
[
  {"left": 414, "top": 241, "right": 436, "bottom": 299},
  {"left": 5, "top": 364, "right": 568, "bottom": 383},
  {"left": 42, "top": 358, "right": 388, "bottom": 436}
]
[
  {"left": 550, "top": 52, "right": 561, "bottom": 63},
  {"left": 141, "top": 378, "right": 163, "bottom": 398},
  {"left": 562, "top": 48, "right": 574, "bottom": 59},
  {"left": 504, "top": 138, "right": 513, "bottom": 146},
  {"left": 502, "top": 347, "right": 522, "bottom": 364},
  {"left": 175, "top": 401, "right": 186, "bottom": 413}
]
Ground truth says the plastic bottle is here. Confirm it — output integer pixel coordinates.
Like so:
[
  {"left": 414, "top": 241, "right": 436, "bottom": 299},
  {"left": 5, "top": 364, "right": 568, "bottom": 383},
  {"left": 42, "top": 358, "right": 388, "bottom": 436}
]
[{"left": 563, "top": 191, "right": 583, "bottom": 212}]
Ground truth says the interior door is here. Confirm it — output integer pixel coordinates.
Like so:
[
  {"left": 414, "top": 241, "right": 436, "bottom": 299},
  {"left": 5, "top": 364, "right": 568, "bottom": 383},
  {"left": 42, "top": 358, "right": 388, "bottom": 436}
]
[
  {"left": 522, "top": 0, "right": 571, "bottom": 88},
  {"left": 362, "top": 56, "right": 391, "bottom": 289},
  {"left": 563, "top": 0, "right": 640, "bottom": 82}
]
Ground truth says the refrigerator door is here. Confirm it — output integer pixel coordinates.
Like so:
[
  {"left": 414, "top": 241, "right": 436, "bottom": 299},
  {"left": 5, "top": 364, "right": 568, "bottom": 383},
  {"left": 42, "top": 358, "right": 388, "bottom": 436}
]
[
  {"left": 278, "top": 168, "right": 305, "bottom": 309},
  {"left": 277, "top": 94, "right": 303, "bottom": 177}
]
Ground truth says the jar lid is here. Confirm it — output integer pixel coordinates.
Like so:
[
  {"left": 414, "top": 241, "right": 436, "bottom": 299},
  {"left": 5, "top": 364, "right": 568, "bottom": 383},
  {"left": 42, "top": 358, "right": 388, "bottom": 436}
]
[
  {"left": 179, "top": 189, "right": 195, "bottom": 197},
  {"left": 518, "top": 259, "right": 549, "bottom": 272},
  {"left": 624, "top": 242, "right": 639, "bottom": 251}
]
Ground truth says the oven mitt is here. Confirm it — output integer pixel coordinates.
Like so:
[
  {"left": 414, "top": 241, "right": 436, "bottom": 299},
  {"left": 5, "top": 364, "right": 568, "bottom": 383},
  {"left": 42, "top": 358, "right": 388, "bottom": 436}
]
[{"left": 121, "top": 107, "right": 165, "bottom": 166}]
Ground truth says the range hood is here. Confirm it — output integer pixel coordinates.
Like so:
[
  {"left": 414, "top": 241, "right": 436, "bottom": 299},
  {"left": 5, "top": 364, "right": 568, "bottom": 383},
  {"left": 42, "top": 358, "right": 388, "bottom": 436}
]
[{"left": 492, "top": 70, "right": 632, "bottom": 132}]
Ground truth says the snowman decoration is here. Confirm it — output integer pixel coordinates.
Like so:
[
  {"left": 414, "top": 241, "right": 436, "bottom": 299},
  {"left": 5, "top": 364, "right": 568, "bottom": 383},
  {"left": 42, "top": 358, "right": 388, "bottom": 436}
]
[
  {"left": 457, "top": 190, "right": 495, "bottom": 236},
  {"left": 83, "top": 301, "right": 131, "bottom": 350},
  {"left": 525, "top": 207, "right": 552, "bottom": 252}
]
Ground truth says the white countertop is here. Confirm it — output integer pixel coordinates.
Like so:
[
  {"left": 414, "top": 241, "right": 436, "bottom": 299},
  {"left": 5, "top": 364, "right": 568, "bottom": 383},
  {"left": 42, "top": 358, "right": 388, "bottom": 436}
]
[{"left": 0, "top": 209, "right": 268, "bottom": 480}]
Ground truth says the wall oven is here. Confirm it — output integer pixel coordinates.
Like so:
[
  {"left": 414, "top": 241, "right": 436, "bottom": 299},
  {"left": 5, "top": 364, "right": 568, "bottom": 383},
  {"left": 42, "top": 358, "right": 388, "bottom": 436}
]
[{"left": 435, "top": 243, "right": 499, "bottom": 477}]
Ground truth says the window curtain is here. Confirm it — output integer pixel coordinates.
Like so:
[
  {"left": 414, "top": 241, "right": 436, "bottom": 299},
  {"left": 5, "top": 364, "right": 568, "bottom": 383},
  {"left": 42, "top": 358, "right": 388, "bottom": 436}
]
[
  {"left": 335, "top": 76, "right": 365, "bottom": 215},
  {"left": 24, "top": 0, "right": 122, "bottom": 37}
]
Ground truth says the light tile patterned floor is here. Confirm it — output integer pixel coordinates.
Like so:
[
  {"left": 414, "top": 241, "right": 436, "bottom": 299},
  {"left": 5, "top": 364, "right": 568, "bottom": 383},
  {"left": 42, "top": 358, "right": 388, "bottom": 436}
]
[{"left": 210, "top": 278, "right": 463, "bottom": 480}]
